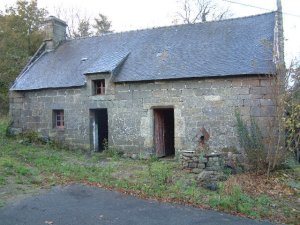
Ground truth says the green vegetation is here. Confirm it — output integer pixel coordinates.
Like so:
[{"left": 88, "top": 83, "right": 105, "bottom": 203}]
[
  {"left": 235, "top": 110, "right": 266, "bottom": 173},
  {"left": 0, "top": 118, "right": 299, "bottom": 224},
  {"left": 209, "top": 185, "right": 271, "bottom": 218},
  {"left": 0, "top": 0, "right": 47, "bottom": 115}
]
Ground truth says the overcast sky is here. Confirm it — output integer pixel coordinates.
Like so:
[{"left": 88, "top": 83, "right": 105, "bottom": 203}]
[{"left": 1, "top": 0, "right": 300, "bottom": 64}]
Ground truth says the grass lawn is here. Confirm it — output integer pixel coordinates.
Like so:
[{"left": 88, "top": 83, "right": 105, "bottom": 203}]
[{"left": 0, "top": 118, "right": 299, "bottom": 224}]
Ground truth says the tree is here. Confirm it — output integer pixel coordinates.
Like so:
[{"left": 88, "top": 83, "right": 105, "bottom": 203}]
[
  {"left": 73, "top": 18, "right": 92, "bottom": 37},
  {"left": 93, "top": 13, "right": 112, "bottom": 35},
  {"left": 176, "top": 0, "right": 232, "bottom": 24},
  {"left": 53, "top": 7, "right": 92, "bottom": 38},
  {"left": 6, "top": 0, "right": 47, "bottom": 54},
  {"left": 0, "top": 0, "right": 47, "bottom": 115},
  {"left": 53, "top": 7, "right": 112, "bottom": 38}
]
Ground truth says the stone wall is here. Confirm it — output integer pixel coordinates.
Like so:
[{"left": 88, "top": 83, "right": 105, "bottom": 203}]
[{"left": 9, "top": 75, "right": 276, "bottom": 154}]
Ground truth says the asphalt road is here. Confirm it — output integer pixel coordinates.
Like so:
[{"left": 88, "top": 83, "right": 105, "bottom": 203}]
[{"left": 0, "top": 184, "right": 273, "bottom": 225}]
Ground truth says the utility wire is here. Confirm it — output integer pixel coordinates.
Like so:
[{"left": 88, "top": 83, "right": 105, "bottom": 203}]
[{"left": 221, "top": 0, "right": 300, "bottom": 18}]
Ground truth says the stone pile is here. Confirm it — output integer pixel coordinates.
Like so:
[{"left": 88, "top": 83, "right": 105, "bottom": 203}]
[
  {"left": 205, "top": 152, "right": 224, "bottom": 171},
  {"left": 180, "top": 150, "right": 227, "bottom": 190},
  {"left": 180, "top": 150, "right": 206, "bottom": 174},
  {"left": 180, "top": 150, "right": 225, "bottom": 173}
]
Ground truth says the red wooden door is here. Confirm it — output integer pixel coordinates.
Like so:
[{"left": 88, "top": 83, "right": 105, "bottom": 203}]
[{"left": 154, "top": 110, "right": 165, "bottom": 157}]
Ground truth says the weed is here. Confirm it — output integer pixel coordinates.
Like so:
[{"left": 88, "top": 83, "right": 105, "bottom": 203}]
[
  {"left": 223, "top": 167, "right": 232, "bottom": 176},
  {"left": 1, "top": 157, "right": 17, "bottom": 175},
  {"left": 29, "top": 176, "right": 43, "bottom": 185},
  {"left": 209, "top": 183, "right": 271, "bottom": 218},
  {"left": 87, "top": 165, "right": 114, "bottom": 184},
  {"left": 33, "top": 154, "right": 62, "bottom": 169},
  {"left": 148, "top": 161, "right": 172, "bottom": 186},
  {"left": 15, "top": 175, "right": 25, "bottom": 184},
  {"left": 15, "top": 165, "right": 31, "bottom": 176},
  {"left": 0, "top": 176, "right": 6, "bottom": 185},
  {"left": 1, "top": 158, "right": 14, "bottom": 169},
  {"left": 102, "top": 139, "right": 123, "bottom": 160},
  {"left": 0, "top": 117, "right": 11, "bottom": 137},
  {"left": 19, "top": 131, "right": 40, "bottom": 144}
]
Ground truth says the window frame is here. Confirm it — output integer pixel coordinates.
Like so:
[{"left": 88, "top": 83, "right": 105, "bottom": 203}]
[
  {"left": 53, "top": 110, "right": 64, "bottom": 129},
  {"left": 93, "top": 79, "right": 105, "bottom": 95}
]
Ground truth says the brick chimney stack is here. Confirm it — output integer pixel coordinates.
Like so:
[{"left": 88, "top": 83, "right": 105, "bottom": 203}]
[{"left": 44, "top": 16, "right": 67, "bottom": 51}]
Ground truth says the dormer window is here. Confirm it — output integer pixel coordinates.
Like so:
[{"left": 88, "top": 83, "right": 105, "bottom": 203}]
[{"left": 93, "top": 79, "right": 105, "bottom": 95}]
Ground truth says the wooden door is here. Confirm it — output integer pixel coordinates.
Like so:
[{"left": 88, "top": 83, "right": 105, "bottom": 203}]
[{"left": 154, "top": 110, "right": 165, "bottom": 157}]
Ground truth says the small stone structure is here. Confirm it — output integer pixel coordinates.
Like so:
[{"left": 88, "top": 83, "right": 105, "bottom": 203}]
[
  {"left": 180, "top": 150, "right": 224, "bottom": 173},
  {"left": 180, "top": 150, "right": 227, "bottom": 189},
  {"left": 180, "top": 150, "right": 207, "bottom": 174},
  {"left": 205, "top": 152, "right": 225, "bottom": 171}
]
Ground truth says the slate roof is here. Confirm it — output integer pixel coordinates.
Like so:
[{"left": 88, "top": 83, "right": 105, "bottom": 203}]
[
  {"left": 84, "top": 51, "right": 130, "bottom": 75},
  {"left": 11, "top": 12, "right": 276, "bottom": 91}
]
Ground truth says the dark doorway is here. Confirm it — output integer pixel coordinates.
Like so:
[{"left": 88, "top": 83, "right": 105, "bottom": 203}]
[
  {"left": 154, "top": 108, "right": 175, "bottom": 157},
  {"left": 90, "top": 109, "right": 108, "bottom": 151}
]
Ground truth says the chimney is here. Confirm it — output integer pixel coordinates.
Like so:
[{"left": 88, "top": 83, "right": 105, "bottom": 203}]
[
  {"left": 274, "top": 0, "right": 285, "bottom": 66},
  {"left": 44, "top": 16, "right": 67, "bottom": 51},
  {"left": 274, "top": 0, "right": 285, "bottom": 92}
]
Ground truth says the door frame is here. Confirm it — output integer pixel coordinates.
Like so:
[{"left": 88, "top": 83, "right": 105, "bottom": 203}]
[
  {"left": 153, "top": 107, "right": 175, "bottom": 157},
  {"left": 89, "top": 108, "right": 108, "bottom": 152}
]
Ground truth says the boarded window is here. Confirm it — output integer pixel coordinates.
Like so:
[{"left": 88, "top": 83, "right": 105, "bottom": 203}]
[
  {"left": 94, "top": 79, "right": 105, "bottom": 95},
  {"left": 53, "top": 110, "right": 64, "bottom": 128}
]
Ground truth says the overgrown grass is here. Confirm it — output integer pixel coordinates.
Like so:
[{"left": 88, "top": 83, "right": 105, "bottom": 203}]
[
  {"left": 0, "top": 117, "right": 298, "bottom": 224},
  {"left": 209, "top": 184, "right": 271, "bottom": 218}
]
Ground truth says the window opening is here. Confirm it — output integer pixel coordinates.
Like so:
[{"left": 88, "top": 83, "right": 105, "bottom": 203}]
[
  {"left": 94, "top": 79, "right": 105, "bottom": 95},
  {"left": 53, "top": 110, "right": 64, "bottom": 128}
]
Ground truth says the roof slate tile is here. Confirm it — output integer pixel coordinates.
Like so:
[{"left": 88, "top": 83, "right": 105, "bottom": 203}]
[{"left": 11, "top": 12, "right": 276, "bottom": 91}]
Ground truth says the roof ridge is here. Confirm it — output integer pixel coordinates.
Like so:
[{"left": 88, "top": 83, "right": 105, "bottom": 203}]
[{"left": 67, "top": 11, "right": 276, "bottom": 42}]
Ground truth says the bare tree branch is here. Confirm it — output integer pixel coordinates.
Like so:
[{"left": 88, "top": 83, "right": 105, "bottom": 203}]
[{"left": 176, "top": 0, "right": 232, "bottom": 24}]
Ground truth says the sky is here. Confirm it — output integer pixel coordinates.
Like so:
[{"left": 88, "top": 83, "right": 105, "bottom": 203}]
[{"left": 1, "top": 0, "right": 300, "bottom": 64}]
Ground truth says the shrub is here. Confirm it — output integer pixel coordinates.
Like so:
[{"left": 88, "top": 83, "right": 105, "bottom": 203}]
[
  {"left": 284, "top": 102, "right": 300, "bottom": 162},
  {"left": 235, "top": 110, "right": 266, "bottom": 173},
  {"left": 148, "top": 161, "right": 172, "bottom": 186}
]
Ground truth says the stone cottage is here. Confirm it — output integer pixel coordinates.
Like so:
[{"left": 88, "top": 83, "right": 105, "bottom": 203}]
[{"left": 9, "top": 11, "right": 284, "bottom": 157}]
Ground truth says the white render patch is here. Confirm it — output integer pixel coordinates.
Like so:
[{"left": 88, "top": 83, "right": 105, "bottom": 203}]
[{"left": 204, "top": 95, "right": 222, "bottom": 101}]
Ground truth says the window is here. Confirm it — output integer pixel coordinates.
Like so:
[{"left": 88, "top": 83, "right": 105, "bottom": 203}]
[
  {"left": 93, "top": 79, "right": 105, "bottom": 95},
  {"left": 53, "top": 110, "right": 64, "bottom": 128}
]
